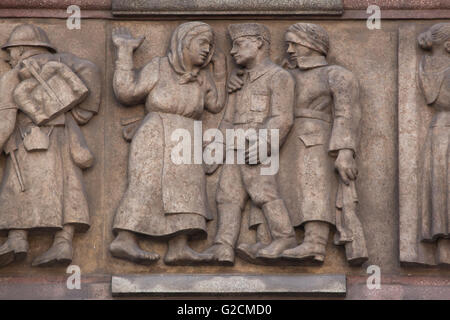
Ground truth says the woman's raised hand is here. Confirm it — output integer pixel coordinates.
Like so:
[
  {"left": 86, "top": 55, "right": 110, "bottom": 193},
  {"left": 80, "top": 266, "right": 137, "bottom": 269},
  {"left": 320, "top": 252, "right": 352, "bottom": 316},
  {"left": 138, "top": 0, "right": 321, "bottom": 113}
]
[{"left": 112, "top": 27, "right": 145, "bottom": 51}]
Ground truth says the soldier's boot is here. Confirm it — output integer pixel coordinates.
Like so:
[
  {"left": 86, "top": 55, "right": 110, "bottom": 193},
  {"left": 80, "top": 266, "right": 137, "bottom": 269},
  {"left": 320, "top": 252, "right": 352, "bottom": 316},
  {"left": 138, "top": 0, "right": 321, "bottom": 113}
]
[
  {"left": 201, "top": 243, "right": 235, "bottom": 265},
  {"left": 164, "top": 234, "right": 213, "bottom": 265},
  {"left": 0, "top": 230, "right": 28, "bottom": 267},
  {"left": 237, "top": 221, "right": 271, "bottom": 261},
  {"left": 32, "top": 226, "right": 74, "bottom": 267},
  {"left": 236, "top": 242, "right": 266, "bottom": 261},
  {"left": 256, "top": 199, "right": 297, "bottom": 259},
  {"left": 109, "top": 230, "right": 160, "bottom": 265},
  {"left": 282, "top": 221, "right": 330, "bottom": 263},
  {"left": 200, "top": 203, "right": 242, "bottom": 265}
]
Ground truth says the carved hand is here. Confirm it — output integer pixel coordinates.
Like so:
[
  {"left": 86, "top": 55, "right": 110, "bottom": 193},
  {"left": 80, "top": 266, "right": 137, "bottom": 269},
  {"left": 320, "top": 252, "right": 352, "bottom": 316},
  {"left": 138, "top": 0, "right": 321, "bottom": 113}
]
[
  {"left": 335, "top": 149, "right": 358, "bottom": 185},
  {"left": 227, "top": 68, "right": 245, "bottom": 93},
  {"left": 112, "top": 27, "right": 145, "bottom": 51}
]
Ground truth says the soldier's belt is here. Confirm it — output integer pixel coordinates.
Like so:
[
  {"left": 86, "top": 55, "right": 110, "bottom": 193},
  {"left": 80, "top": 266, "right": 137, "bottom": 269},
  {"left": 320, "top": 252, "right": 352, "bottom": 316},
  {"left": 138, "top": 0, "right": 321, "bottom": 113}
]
[{"left": 295, "top": 109, "right": 332, "bottom": 123}]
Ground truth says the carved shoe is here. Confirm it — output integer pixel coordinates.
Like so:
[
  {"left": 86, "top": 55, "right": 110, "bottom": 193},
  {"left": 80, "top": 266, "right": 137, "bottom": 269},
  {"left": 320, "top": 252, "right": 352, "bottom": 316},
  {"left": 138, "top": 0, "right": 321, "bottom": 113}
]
[
  {"left": 236, "top": 242, "right": 267, "bottom": 262},
  {"left": 32, "top": 238, "right": 73, "bottom": 267},
  {"left": 202, "top": 243, "right": 235, "bottom": 265},
  {"left": 0, "top": 237, "right": 28, "bottom": 267},
  {"left": 281, "top": 241, "right": 326, "bottom": 263},
  {"left": 256, "top": 237, "right": 297, "bottom": 259}
]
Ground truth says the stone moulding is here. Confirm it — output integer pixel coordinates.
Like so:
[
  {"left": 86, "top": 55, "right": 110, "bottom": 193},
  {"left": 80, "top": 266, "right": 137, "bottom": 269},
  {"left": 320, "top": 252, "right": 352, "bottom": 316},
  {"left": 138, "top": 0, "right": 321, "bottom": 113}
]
[
  {"left": 111, "top": 274, "right": 347, "bottom": 296},
  {"left": 111, "top": 0, "right": 344, "bottom": 16}
]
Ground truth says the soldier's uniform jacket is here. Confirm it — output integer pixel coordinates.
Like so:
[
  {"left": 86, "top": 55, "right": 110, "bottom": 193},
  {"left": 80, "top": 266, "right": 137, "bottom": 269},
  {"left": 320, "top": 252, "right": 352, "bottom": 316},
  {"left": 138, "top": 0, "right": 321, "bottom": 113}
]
[
  {"left": 220, "top": 58, "right": 294, "bottom": 149},
  {"left": 214, "top": 58, "right": 296, "bottom": 246},
  {"left": 294, "top": 55, "right": 360, "bottom": 155},
  {"left": 286, "top": 55, "right": 361, "bottom": 227}
]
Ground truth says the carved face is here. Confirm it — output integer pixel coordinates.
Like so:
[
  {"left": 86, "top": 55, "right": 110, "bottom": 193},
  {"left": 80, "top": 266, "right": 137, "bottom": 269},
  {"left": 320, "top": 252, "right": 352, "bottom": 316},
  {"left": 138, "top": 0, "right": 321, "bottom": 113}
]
[
  {"left": 230, "top": 36, "right": 260, "bottom": 67},
  {"left": 285, "top": 32, "right": 316, "bottom": 65},
  {"left": 5, "top": 46, "right": 22, "bottom": 68},
  {"left": 186, "top": 32, "right": 213, "bottom": 67}
]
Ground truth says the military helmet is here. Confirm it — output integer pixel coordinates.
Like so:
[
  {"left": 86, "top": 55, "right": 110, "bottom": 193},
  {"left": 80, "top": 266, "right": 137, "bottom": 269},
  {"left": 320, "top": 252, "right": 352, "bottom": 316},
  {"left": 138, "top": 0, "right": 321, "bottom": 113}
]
[{"left": 1, "top": 24, "right": 57, "bottom": 52}]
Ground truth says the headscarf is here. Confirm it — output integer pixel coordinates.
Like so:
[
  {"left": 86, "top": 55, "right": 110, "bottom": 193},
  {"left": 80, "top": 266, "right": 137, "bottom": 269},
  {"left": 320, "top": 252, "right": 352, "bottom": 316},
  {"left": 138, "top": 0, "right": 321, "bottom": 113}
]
[
  {"left": 417, "top": 23, "right": 450, "bottom": 104},
  {"left": 168, "top": 22, "right": 215, "bottom": 84},
  {"left": 286, "top": 23, "right": 329, "bottom": 56}
]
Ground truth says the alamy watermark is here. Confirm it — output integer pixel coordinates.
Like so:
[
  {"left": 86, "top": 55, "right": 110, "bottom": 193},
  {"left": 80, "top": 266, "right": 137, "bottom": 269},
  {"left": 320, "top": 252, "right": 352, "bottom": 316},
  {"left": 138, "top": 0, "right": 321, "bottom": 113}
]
[
  {"left": 66, "top": 265, "right": 81, "bottom": 290},
  {"left": 67, "top": 5, "right": 81, "bottom": 30},
  {"left": 366, "top": 265, "right": 381, "bottom": 290},
  {"left": 171, "top": 121, "right": 280, "bottom": 175},
  {"left": 366, "top": 5, "right": 381, "bottom": 30}
]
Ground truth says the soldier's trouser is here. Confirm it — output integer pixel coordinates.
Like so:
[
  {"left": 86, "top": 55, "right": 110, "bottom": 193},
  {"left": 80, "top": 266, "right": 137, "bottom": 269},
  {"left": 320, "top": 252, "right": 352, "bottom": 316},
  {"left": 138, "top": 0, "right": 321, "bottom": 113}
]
[{"left": 214, "top": 163, "right": 294, "bottom": 247}]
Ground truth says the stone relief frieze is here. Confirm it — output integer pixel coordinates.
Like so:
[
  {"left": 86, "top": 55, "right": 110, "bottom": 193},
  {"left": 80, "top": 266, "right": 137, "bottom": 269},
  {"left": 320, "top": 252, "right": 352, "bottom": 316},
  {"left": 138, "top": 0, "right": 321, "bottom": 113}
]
[{"left": 110, "top": 21, "right": 368, "bottom": 267}]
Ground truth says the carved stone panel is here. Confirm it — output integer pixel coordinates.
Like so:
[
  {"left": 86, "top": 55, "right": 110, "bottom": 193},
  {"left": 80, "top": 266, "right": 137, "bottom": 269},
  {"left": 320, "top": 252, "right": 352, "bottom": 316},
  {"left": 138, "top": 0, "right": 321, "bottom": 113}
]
[
  {"left": 399, "top": 23, "right": 450, "bottom": 267},
  {"left": 0, "top": 20, "right": 106, "bottom": 274},
  {"left": 102, "top": 20, "right": 399, "bottom": 276}
]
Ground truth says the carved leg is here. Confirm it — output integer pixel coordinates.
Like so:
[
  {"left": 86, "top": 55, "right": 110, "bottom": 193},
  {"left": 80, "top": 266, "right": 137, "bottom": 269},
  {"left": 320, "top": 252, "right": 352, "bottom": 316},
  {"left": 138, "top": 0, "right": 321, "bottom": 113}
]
[
  {"left": 201, "top": 203, "right": 243, "bottom": 265},
  {"left": 256, "top": 199, "right": 297, "bottom": 259},
  {"left": 109, "top": 229, "right": 160, "bottom": 265},
  {"left": 282, "top": 221, "right": 329, "bottom": 262},
  {"left": 0, "top": 229, "right": 28, "bottom": 267},
  {"left": 163, "top": 234, "right": 213, "bottom": 265},
  {"left": 32, "top": 225, "right": 75, "bottom": 267}
]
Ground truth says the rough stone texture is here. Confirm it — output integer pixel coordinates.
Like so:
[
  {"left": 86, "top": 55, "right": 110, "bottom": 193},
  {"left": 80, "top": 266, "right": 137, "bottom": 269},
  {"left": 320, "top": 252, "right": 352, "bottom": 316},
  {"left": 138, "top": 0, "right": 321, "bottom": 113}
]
[
  {"left": 111, "top": 274, "right": 346, "bottom": 296},
  {"left": 1, "top": 0, "right": 448, "bottom": 11},
  {"left": 0, "top": 1, "right": 111, "bottom": 10},
  {"left": 112, "top": 0, "right": 344, "bottom": 16},
  {"left": 343, "top": 0, "right": 449, "bottom": 10}
]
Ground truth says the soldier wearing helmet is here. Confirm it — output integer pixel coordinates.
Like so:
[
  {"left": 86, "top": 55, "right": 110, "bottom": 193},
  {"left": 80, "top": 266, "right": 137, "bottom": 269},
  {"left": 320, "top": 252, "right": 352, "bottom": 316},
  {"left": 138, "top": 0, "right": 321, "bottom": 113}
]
[{"left": 0, "top": 24, "right": 101, "bottom": 267}]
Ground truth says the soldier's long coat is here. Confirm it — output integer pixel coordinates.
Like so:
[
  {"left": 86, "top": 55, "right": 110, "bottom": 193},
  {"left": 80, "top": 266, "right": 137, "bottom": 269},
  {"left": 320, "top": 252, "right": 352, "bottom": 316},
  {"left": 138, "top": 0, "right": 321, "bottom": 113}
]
[{"left": 0, "top": 52, "right": 101, "bottom": 233}]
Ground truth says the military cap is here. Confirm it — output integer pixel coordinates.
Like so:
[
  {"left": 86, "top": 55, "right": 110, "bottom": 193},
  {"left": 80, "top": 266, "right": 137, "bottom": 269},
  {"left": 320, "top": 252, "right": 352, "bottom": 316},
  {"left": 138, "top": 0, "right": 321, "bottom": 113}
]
[{"left": 228, "top": 23, "right": 271, "bottom": 43}]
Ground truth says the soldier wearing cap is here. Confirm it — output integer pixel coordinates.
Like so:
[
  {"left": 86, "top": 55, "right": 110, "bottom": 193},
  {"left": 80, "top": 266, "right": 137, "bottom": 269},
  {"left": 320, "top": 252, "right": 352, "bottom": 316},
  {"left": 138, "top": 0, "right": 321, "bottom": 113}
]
[
  {"left": 276, "top": 23, "right": 366, "bottom": 264},
  {"left": 202, "top": 23, "right": 297, "bottom": 264},
  {"left": 0, "top": 24, "right": 101, "bottom": 267}
]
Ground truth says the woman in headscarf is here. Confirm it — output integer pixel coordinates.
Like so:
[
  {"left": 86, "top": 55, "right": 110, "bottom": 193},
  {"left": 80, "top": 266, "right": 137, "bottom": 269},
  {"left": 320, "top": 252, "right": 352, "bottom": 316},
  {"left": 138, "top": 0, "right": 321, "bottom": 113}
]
[
  {"left": 417, "top": 23, "right": 450, "bottom": 254},
  {"left": 110, "top": 22, "right": 227, "bottom": 265}
]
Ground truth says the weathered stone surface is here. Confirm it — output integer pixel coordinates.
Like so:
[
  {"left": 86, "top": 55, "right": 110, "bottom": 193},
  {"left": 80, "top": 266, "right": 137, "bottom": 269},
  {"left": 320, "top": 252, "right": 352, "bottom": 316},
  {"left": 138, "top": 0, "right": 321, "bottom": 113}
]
[
  {"left": 343, "top": 0, "right": 449, "bottom": 10},
  {"left": 112, "top": 0, "right": 344, "bottom": 16},
  {"left": 0, "top": 0, "right": 111, "bottom": 10},
  {"left": 111, "top": 274, "right": 346, "bottom": 296}
]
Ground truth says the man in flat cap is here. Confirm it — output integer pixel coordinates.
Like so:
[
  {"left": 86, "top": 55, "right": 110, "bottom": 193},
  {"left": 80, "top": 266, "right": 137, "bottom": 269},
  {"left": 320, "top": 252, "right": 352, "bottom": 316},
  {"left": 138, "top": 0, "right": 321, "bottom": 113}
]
[
  {"left": 202, "top": 23, "right": 297, "bottom": 264},
  {"left": 275, "top": 23, "right": 367, "bottom": 264}
]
